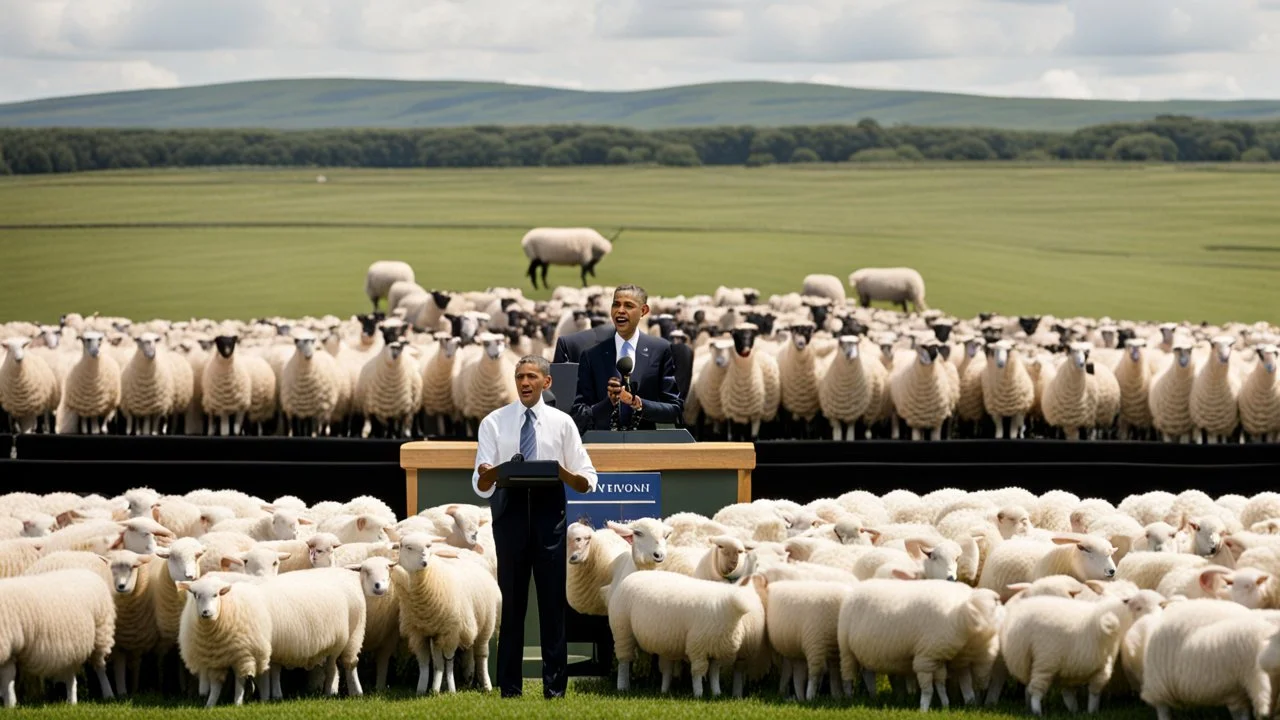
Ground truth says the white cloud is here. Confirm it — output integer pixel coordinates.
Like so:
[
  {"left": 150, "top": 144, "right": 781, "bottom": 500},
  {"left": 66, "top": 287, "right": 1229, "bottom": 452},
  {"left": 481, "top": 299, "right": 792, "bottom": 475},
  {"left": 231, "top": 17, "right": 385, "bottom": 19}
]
[{"left": 0, "top": 0, "right": 1278, "bottom": 105}]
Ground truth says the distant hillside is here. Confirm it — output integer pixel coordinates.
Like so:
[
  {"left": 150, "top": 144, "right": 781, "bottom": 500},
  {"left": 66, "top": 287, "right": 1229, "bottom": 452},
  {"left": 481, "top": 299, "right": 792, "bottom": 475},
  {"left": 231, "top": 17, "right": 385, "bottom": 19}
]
[{"left": 3, "top": 79, "right": 1280, "bottom": 131}]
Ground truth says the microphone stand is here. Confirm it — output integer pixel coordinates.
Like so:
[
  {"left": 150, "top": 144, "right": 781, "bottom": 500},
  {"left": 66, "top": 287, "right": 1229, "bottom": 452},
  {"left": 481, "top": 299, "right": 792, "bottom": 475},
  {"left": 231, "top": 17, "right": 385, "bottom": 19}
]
[{"left": 610, "top": 373, "right": 637, "bottom": 431}]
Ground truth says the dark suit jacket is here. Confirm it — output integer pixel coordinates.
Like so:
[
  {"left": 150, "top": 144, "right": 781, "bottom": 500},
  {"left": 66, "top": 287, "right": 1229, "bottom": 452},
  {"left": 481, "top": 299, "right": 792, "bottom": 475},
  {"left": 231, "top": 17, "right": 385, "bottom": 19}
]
[
  {"left": 670, "top": 342, "right": 694, "bottom": 403},
  {"left": 572, "top": 332, "right": 684, "bottom": 431},
  {"left": 553, "top": 324, "right": 616, "bottom": 364}
]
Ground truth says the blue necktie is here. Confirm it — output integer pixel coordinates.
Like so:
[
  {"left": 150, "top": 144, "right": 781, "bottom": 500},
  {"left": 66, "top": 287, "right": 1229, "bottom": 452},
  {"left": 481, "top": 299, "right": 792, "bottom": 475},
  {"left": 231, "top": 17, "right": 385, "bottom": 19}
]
[
  {"left": 520, "top": 408, "right": 537, "bottom": 461},
  {"left": 619, "top": 341, "right": 634, "bottom": 425}
]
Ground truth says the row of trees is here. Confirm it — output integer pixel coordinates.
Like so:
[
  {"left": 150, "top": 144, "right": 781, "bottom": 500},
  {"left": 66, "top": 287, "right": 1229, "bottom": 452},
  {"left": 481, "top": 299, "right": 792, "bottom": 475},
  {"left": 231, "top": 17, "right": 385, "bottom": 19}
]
[{"left": 2, "top": 115, "right": 1279, "bottom": 174}]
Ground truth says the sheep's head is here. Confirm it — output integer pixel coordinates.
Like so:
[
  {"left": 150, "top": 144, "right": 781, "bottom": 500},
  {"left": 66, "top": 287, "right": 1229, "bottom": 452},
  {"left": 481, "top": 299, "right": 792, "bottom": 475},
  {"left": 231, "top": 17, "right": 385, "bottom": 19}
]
[
  {"left": 781, "top": 536, "right": 819, "bottom": 562},
  {"left": 1122, "top": 589, "right": 1167, "bottom": 620},
  {"left": 1068, "top": 342, "right": 1091, "bottom": 370},
  {"left": 445, "top": 504, "right": 485, "bottom": 547},
  {"left": 135, "top": 332, "right": 161, "bottom": 360},
  {"left": 1256, "top": 344, "right": 1278, "bottom": 374},
  {"left": 709, "top": 535, "right": 747, "bottom": 579},
  {"left": 963, "top": 336, "right": 984, "bottom": 359},
  {"left": 2, "top": 337, "right": 29, "bottom": 362},
  {"left": 157, "top": 537, "right": 204, "bottom": 582},
  {"left": 996, "top": 505, "right": 1032, "bottom": 539},
  {"left": 711, "top": 339, "right": 733, "bottom": 368},
  {"left": 358, "top": 314, "right": 379, "bottom": 338},
  {"left": 730, "top": 324, "right": 758, "bottom": 358},
  {"left": 1159, "top": 323, "right": 1178, "bottom": 345},
  {"left": 294, "top": 331, "right": 318, "bottom": 359},
  {"left": 1053, "top": 534, "right": 1117, "bottom": 579},
  {"left": 1210, "top": 335, "right": 1236, "bottom": 364},
  {"left": 270, "top": 509, "right": 309, "bottom": 540},
  {"left": 1018, "top": 316, "right": 1042, "bottom": 336},
  {"left": 1185, "top": 516, "right": 1225, "bottom": 557},
  {"left": 107, "top": 550, "right": 151, "bottom": 594},
  {"left": 780, "top": 508, "right": 822, "bottom": 536},
  {"left": 1099, "top": 325, "right": 1118, "bottom": 348},
  {"left": 348, "top": 556, "right": 397, "bottom": 597},
  {"left": 1125, "top": 338, "right": 1146, "bottom": 363},
  {"left": 915, "top": 340, "right": 940, "bottom": 366},
  {"left": 608, "top": 518, "right": 671, "bottom": 567},
  {"left": 213, "top": 334, "right": 238, "bottom": 359},
  {"left": 223, "top": 547, "right": 290, "bottom": 577},
  {"left": 306, "top": 532, "right": 343, "bottom": 567},
  {"left": 931, "top": 320, "right": 954, "bottom": 343},
  {"left": 1226, "top": 568, "right": 1270, "bottom": 609},
  {"left": 180, "top": 576, "right": 232, "bottom": 621},
  {"left": 119, "top": 517, "right": 175, "bottom": 554},
  {"left": 567, "top": 521, "right": 595, "bottom": 564},
  {"left": 907, "top": 538, "right": 961, "bottom": 581},
  {"left": 124, "top": 487, "right": 160, "bottom": 518},
  {"left": 39, "top": 325, "right": 61, "bottom": 349},
  {"left": 837, "top": 335, "right": 860, "bottom": 361},
  {"left": 81, "top": 330, "right": 105, "bottom": 358},
  {"left": 987, "top": 339, "right": 1014, "bottom": 369},
  {"left": 1172, "top": 341, "right": 1194, "bottom": 369},
  {"left": 1141, "top": 522, "right": 1180, "bottom": 553},
  {"left": 478, "top": 332, "right": 506, "bottom": 360},
  {"left": 834, "top": 518, "right": 876, "bottom": 545},
  {"left": 397, "top": 532, "right": 447, "bottom": 571},
  {"left": 789, "top": 323, "right": 815, "bottom": 350}
]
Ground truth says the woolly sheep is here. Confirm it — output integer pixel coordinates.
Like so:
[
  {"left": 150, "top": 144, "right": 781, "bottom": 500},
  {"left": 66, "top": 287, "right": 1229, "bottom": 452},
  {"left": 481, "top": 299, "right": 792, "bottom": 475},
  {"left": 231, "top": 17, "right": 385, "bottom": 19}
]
[
  {"left": 365, "top": 260, "right": 415, "bottom": 314},
  {"left": 979, "top": 340, "right": 1033, "bottom": 438},
  {"left": 345, "top": 556, "right": 402, "bottom": 692},
  {"left": 953, "top": 336, "right": 986, "bottom": 429},
  {"left": 802, "top": 273, "right": 846, "bottom": 304},
  {"left": 819, "top": 336, "right": 886, "bottom": 441},
  {"left": 521, "top": 227, "right": 615, "bottom": 289},
  {"left": 1042, "top": 343, "right": 1098, "bottom": 441},
  {"left": 609, "top": 569, "right": 768, "bottom": 698},
  {"left": 766, "top": 579, "right": 854, "bottom": 701},
  {"left": 1115, "top": 552, "right": 1208, "bottom": 590},
  {"left": 260, "top": 568, "right": 367, "bottom": 699},
  {"left": 1114, "top": 338, "right": 1156, "bottom": 439},
  {"left": 176, "top": 575, "right": 273, "bottom": 707},
  {"left": 0, "top": 568, "right": 117, "bottom": 707},
  {"left": 685, "top": 338, "right": 733, "bottom": 428},
  {"left": 848, "top": 267, "right": 927, "bottom": 313},
  {"left": 0, "top": 338, "right": 59, "bottom": 434},
  {"left": 201, "top": 335, "right": 252, "bottom": 437},
  {"left": 837, "top": 579, "right": 1002, "bottom": 710},
  {"left": 22, "top": 550, "right": 113, "bottom": 585},
  {"left": 105, "top": 549, "right": 158, "bottom": 696},
  {"left": 211, "top": 509, "right": 311, "bottom": 542},
  {"left": 151, "top": 538, "right": 205, "bottom": 657},
  {"left": 999, "top": 593, "right": 1142, "bottom": 714},
  {"left": 1149, "top": 342, "right": 1197, "bottom": 443},
  {"left": 317, "top": 513, "right": 394, "bottom": 545},
  {"left": 694, "top": 535, "right": 748, "bottom": 582},
  {"left": 392, "top": 533, "right": 500, "bottom": 694},
  {"left": 120, "top": 333, "right": 175, "bottom": 436},
  {"left": 603, "top": 518, "right": 675, "bottom": 605},
  {"left": 776, "top": 323, "right": 823, "bottom": 427},
  {"left": 455, "top": 333, "right": 516, "bottom": 429},
  {"left": 1119, "top": 591, "right": 1174, "bottom": 692},
  {"left": 1189, "top": 335, "right": 1241, "bottom": 443},
  {"left": 0, "top": 538, "right": 46, "bottom": 578},
  {"left": 357, "top": 334, "right": 422, "bottom": 438},
  {"left": 1154, "top": 563, "right": 1231, "bottom": 601},
  {"left": 719, "top": 324, "right": 781, "bottom": 441},
  {"left": 305, "top": 533, "right": 396, "bottom": 570},
  {"left": 1241, "top": 492, "right": 1280, "bottom": 532},
  {"left": 1239, "top": 343, "right": 1280, "bottom": 442},
  {"left": 241, "top": 352, "right": 277, "bottom": 434},
  {"left": 280, "top": 331, "right": 341, "bottom": 437},
  {"left": 64, "top": 331, "right": 122, "bottom": 435},
  {"left": 1091, "top": 360, "right": 1120, "bottom": 434},
  {"left": 566, "top": 521, "right": 629, "bottom": 616},
  {"left": 420, "top": 333, "right": 463, "bottom": 436}
]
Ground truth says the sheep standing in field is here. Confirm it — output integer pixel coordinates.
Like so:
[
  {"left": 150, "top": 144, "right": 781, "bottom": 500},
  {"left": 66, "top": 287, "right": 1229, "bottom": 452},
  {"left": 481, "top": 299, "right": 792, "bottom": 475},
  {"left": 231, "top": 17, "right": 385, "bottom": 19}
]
[
  {"left": 521, "top": 227, "right": 617, "bottom": 289},
  {"left": 980, "top": 339, "right": 1034, "bottom": 439},
  {"left": 1150, "top": 341, "right": 1197, "bottom": 443},
  {"left": 201, "top": 335, "right": 251, "bottom": 437},
  {"left": 768, "top": 579, "right": 854, "bottom": 701},
  {"left": 776, "top": 322, "right": 823, "bottom": 437},
  {"left": 1240, "top": 343, "right": 1280, "bottom": 442},
  {"left": 280, "top": 331, "right": 340, "bottom": 437},
  {"left": 455, "top": 333, "right": 517, "bottom": 433},
  {"left": 105, "top": 550, "right": 158, "bottom": 696},
  {"left": 177, "top": 575, "right": 271, "bottom": 707},
  {"left": 346, "top": 556, "right": 401, "bottom": 692},
  {"left": 358, "top": 332, "right": 422, "bottom": 439},
  {"left": 849, "top": 267, "right": 928, "bottom": 313},
  {"left": 684, "top": 338, "right": 733, "bottom": 431},
  {"left": 889, "top": 338, "right": 953, "bottom": 440},
  {"left": 1091, "top": 360, "right": 1121, "bottom": 438},
  {"left": 120, "top": 333, "right": 175, "bottom": 436},
  {"left": 365, "top": 260, "right": 415, "bottom": 314},
  {"left": 420, "top": 332, "right": 463, "bottom": 437},
  {"left": 1042, "top": 342, "right": 1098, "bottom": 441},
  {"left": 953, "top": 336, "right": 987, "bottom": 435},
  {"left": 819, "top": 336, "right": 885, "bottom": 441},
  {"left": 1190, "top": 335, "right": 1241, "bottom": 444},
  {"left": 0, "top": 337, "right": 59, "bottom": 434},
  {"left": 719, "top": 324, "right": 781, "bottom": 441},
  {"left": 241, "top": 351, "right": 277, "bottom": 436},
  {"left": 64, "top": 330, "right": 122, "bottom": 435},
  {"left": 1114, "top": 338, "right": 1156, "bottom": 439},
  {"left": 566, "top": 520, "right": 629, "bottom": 616},
  {"left": 802, "top": 273, "right": 846, "bottom": 304}
]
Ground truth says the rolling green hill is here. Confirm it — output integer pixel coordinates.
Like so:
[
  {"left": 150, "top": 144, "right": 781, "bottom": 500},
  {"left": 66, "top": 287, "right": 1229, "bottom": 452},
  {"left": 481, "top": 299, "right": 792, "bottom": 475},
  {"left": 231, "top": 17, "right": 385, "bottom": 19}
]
[{"left": 3, "top": 78, "right": 1280, "bottom": 131}]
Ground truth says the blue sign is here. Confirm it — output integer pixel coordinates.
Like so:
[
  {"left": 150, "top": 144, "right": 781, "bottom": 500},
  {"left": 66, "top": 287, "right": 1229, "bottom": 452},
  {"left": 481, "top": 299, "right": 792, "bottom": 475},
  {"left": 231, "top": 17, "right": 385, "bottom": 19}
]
[{"left": 566, "top": 472, "right": 661, "bottom": 530}]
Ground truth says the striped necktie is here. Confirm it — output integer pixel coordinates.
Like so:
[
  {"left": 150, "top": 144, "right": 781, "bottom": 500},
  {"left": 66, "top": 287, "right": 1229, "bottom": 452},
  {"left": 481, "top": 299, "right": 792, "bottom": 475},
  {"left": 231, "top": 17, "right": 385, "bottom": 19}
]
[{"left": 520, "top": 408, "right": 537, "bottom": 461}]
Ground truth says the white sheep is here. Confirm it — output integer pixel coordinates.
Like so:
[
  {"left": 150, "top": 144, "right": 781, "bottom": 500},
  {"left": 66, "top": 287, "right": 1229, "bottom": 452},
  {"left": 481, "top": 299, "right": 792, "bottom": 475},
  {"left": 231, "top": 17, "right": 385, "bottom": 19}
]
[
  {"left": 848, "top": 267, "right": 928, "bottom": 312},
  {"left": 455, "top": 333, "right": 516, "bottom": 430},
  {"left": 201, "top": 335, "right": 252, "bottom": 437},
  {"left": 602, "top": 518, "right": 675, "bottom": 604},
  {"left": 1091, "top": 360, "right": 1120, "bottom": 435},
  {"left": 776, "top": 322, "right": 823, "bottom": 429},
  {"left": 719, "top": 324, "right": 781, "bottom": 441},
  {"left": 345, "top": 556, "right": 401, "bottom": 692},
  {"left": 420, "top": 333, "right": 463, "bottom": 436},
  {"left": 0, "top": 568, "right": 117, "bottom": 706},
  {"left": 1239, "top": 344, "right": 1280, "bottom": 442},
  {"left": 1115, "top": 552, "right": 1208, "bottom": 590},
  {"left": 1114, "top": 338, "right": 1156, "bottom": 439},
  {"left": 767, "top": 579, "right": 854, "bottom": 701},
  {"left": 837, "top": 579, "right": 1002, "bottom": 710},
  {"left": 567, "top": 520, "right": 629, "bottom": 616},
  {"left": 365, "top": 260, "right": 415, "bottom": 313},
  {"left": 63, "top": 330, "right": 122, "bottom": 434},
  {"left": 889, "top": 339, "right": 953, "bottom": 440},
  {"left": 1189, "top": 335, "right": 1241, "bottom": 443},
  {"left": 151, "top": 538, "right": 204, "bottom": 661},
  {"left": 241, "top": 351, "right": 277, "bottom": 435},
  {"left": 802, "top": 273, "right": 846, "bottom": 304},
  {"left": 280, "top": 331, "right": 341, "bottom": 437},
  {"left": 210, "top": 509, "right": 311, "bottom": 542},
  {"left": 1042, "top": 343, "right": 1099, "bottom": 441},
  {"left": 980, "top": 339, "right": 1036, "bottom": 440},
  {"left": 317, "top": 513, "right": 394, "bottom": 545},
  {"left": 358, "top": 335, "right": 422, "bottom": 438},
  {"left": 999, "top": 593, "right": 1141, "bottom": 714},
  {"left": 176, "top": 575, "right": 273, "bottom": 707},
  {"left": 521, "top": 227, "right": 615, "bottom": 289},
  {"left": 609, "top": 569, "right": 768, "bottom": 698},
  {"left": 120, "top": 333, "right": 175, "bottom": 436},
  {"left": 104, "top": 549, "right": 158, "bottom": 696},
  {"left": 305, "top": 533, "right": 396, "bottom": 569},
  {"left": 257, "top": 568, "right": 367, "bottom": 699},
  {"left": 694, "top": 535, "right": 748, "bottom": 582},
  {"left": 819, "top": 336, "right": 886, "bottom": 441},
  {"left": 684, "top": 338, "right": 733, "bottom": 429},
  {"left": 0, "top": 338, "right": 59, "bottom": 434},
  {"left": 1149, "top": 341, "right": 1197, "bottom": 443}
]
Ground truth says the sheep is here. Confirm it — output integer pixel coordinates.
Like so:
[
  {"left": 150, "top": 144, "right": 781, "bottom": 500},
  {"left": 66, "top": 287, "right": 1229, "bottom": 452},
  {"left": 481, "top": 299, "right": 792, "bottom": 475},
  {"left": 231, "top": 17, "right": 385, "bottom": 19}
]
[
  {"left": 365, "top": 260, "right": 415, "bottom": 313},
  {"left": 684, "top": 338, "right": 733, "bottom": 430},
  {"left": 1115, "top": 552, "right": 1209, "bottom": 590},
  {"left": 719, "top": 324, "right": 781, "bottom": 441},
  {"left": 455, "top": 332, "right": 516, "bottom": 431},
  {"left": 1190, "top": 335, "right": 1241, "bottom": 443},
  {"left": 1241, "top": 492, "right": 1280, "bottom": 531},
  {"left": 420, "top": 333, "right": 463, "bottom": 436},
  {"left": 345, "top": 556, "right": 401, "bottom": 692},
  {"left": 953, "top": 336, "right": 987, "bottom": 433},
  {"left": 176, "top": 575, "right": 273, "bottom": 707},
  {"left": 776, "top": 322, "right": 823, "bottom": 434},
  {"left": 104, "top": 549, "right": 158, "bottom": 696},
  {"left": 1142, "top": 599, "right": 1275, "bottom": 720},
  {"left": 1223, "top": 567, "right": 1270, "bottom": 608},
  {"left": 819, "top": 336, "right": 886, "bottom": 441},
  {"left": 609, "top": 569, "right": 768, "bottom": 698},
  {"left": 0, "top": 338, "right": 59, "bottom": 434},
  {"left": 358, "top": 333, "right": 422, "bottom": 438},
  {"left": 1114, "top": 338, "right": 1156, "bottom": 439},
  {"left": 22, "top": 550, "right": 114, "bottom": 585},
  {"left": 521, "top": 227, "right": 617, "bottom": 289},
  {"left": 1149, "top": 341, "right": 1197, "bottom": 443},
  {"left": 802, "top": 273, "right": 846, "bottom": 304},
  {"left": 767, "top": 579, "right": 854, "bottom": 701},
  {"left": 694, "top": 535, "right": 748, "bottom": 582},
  {"left": 0, "top": 538, "right": 46, "bottom": 578},
  {"left": 1031, "top": 533, "right": 1121, "bottom": 582},
  {"left": 837, "top": 580, "right": 1002, "bottom": 710},
  {"left": 854, "top": 537, "right": 962, "bottom": 582},
  {"left": 998, "top": 594, "right": 1141, "bottom": 714},
  {"left": 317, "top": 513, "right": 394, "bottom": 545},
  {"left": 889, "top": 338, "right": 953, "bottom": 440},
  {"left": 151, "top": 538, "right": 204, "bottom": 660},
  {"left": 1091, "top": 360, "right": 1120, "bottom": 436},
  {"left": 305, "top": 533, "right": 396, "bottom": 569},
  {"left": 242, "top": 352, "right": 277, "bottom": 436},
  {"left": 258, "top": 568, "right": 367, "bottom": 699},
  {"left": 210, "top": 509, "right": 311, "bottom": 542},
  {"left": 201, "top": 335, "right": 252, "bottom": 437},
  {"left": 1119, "top": 591, "right": 1174, "bottom": 692},
  {"left": 0, "top": 568, "right": 117, "bottom": 707},
  {"left": 602, "top": 518, "right": 675, "bottom": 605},
  {"left": 848, "top": 267, "right": 928, "bottom": 313},
  {"left": 1239, "top": 343, "right": 1280, "bottom": 442},
  {"left": 566, "top": 520, "right": 630, "bottom": 616},
  {"left": 1154, "top": 563, "right": 1231, "bottom": 600},
  {"left": 392, "top": 533, "right": 500, "bottom": 694},
  {"left": 387, "top": 280, "right": 425, "bottom": 315},
  {"left": 280, "top": 331, "right": 341, "bottom": 437},
  {"left": 42, "top": 517, "right": 173, "bottom": 556},
  {"left": 120, "top": 333, "right": 175, "bottom": 436},
  {"left": 63, "top": 330, "right": 122, "bottom": 434},
  {"left": 1042, "top": 343, "right": 1099, "bottom": 441}
]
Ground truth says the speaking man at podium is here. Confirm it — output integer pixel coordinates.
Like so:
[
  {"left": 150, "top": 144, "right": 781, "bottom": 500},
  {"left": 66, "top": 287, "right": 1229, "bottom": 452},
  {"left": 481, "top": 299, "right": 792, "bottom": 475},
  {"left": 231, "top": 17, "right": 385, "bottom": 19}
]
[
  {"left": 571, "top": 283, "right": 684, "bottom": 432},
  {"left": 473, "top": 355, "right": 598, "bottom": 699}
]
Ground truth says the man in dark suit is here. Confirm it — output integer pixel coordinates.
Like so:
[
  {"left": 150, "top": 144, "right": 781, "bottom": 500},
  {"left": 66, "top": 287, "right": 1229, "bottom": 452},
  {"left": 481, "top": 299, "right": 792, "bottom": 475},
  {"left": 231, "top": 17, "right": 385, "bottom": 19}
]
[
  {"left": 552, "top": 321, "right": 614, "bottom": 364},
  {"left": 667, "top": 330, "right": 695, "bottom": 403},
  {"left": 571, "top": 284, "right": 684, "bottom": 431}
]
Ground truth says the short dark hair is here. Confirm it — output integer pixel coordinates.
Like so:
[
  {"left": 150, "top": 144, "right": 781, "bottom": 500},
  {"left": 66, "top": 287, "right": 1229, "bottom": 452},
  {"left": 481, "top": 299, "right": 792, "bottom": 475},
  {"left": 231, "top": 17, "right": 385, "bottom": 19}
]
[
  {"left": 514, "top": 354, "right": 550, "bottom": 378},
  {"left": 614, "top": 284, "right": 648, "bottom": 306}
]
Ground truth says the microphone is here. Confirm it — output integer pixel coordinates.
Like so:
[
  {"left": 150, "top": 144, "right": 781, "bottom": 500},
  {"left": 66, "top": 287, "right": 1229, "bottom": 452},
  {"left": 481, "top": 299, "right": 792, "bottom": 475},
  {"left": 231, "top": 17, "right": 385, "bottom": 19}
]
[{"left": 616, "top": 355, "right": 634, "bottom": 387}]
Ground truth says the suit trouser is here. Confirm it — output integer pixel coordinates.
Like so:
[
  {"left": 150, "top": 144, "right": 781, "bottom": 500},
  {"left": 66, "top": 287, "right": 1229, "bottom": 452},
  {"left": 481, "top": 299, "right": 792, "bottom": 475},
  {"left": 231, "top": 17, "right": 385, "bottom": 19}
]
[{"left": 493, "top": 489, "right": 568, "bottom": 697}]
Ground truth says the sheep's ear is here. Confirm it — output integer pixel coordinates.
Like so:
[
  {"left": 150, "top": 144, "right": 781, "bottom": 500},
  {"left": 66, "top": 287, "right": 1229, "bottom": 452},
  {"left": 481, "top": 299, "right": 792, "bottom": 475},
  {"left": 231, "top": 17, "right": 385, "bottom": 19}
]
[
  {"left": 863, "top": 528, "right": 883, "bottom": 543},
  {"left": 891, "top": 568, "right": 919, "bottom": 581},
  {"left": 1084, "top": 580, "right": 1108, "bottom": 595},
  {"left": 445, "top": 505, "right": 459, "bottom": 516},
  {"left": 136, "top": 555, "right": 153, "bottom": 566},
  {"left": 478, "top": 517, "right": 490, "bottom": 526},
  {"left": 356, "top": 517, "right": 368, "bottom": 532},
  {"left": 344, "top": 563, "right": 362, "bottom": 571},
  {"left": 1199, "top": 568, "right": 1230, "bottom": 594},
  {"left": 472, "top": 544, "right": 485, "bottom": 555},
  {"left": 434, "top": 548, "right": 459, "bottom": 559},
  {"left": 277, "top": 552, "right": 291, "bottom": 561},
  {"left": 1050, "top": 535, "right": 1080, "bottom": 546},
  {"left": 176, "top": 582, "right": 191, "bottom": 593},
  {"left": 151, "top": 506, "right": 163, "bottom": 522},
  {"left": 218, "top": 585, "right": 232, "bottom": 596},
  {"left": 607, "top": 521, "right": 634, "bottom": 543},
  {"left": 298, "top": 517, "right": 314, "bottom": 525},
  {"left": 220, "top": 556, "right": 242, "bottom": 571},
  {"left": 1006, "top": 582, "right": 1031, "bottom": 593},
  {"left": 154, "top": 548, "right": 171, "bottom": 559}
]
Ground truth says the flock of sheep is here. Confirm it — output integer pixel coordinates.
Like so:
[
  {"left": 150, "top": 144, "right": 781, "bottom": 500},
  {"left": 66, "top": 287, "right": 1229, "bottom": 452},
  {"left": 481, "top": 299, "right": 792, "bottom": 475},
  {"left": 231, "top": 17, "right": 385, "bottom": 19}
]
[
  {"left": 1, "top": 257, "right": 1277, "bottom": 442},
  {"left": 6, "top": 484, "right": 1280, "bottom": 716}
]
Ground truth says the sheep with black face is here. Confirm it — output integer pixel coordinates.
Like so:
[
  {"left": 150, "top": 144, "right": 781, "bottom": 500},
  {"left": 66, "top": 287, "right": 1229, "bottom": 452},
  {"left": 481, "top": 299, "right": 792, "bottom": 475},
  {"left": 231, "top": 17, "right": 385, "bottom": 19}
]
[
  {"left": 888, "top": 337, "right": 954, "bottom": 440},
  {"left": 718, "top": 323, "right": 780, "bottom": 441}
]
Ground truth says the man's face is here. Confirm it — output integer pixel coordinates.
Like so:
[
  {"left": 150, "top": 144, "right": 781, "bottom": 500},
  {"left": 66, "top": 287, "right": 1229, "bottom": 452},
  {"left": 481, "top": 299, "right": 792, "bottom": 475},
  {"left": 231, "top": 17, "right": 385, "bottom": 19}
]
[
  {"left": 612, "top": 291, "right": 648, "bottom": 337},
  {"left": 515, "top": 363, "right": 551, "bottom": 407}
]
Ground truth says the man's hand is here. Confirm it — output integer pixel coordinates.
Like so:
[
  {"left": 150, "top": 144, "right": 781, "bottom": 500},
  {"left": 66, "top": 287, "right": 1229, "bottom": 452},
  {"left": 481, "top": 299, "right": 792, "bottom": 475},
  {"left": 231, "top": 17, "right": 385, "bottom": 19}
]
[
  {"left": 476, "top": 463, "right": 498, "bottom": 492},
  {"left": 558, "top": 465, "right": 591, "bottom": 494},
  {"left": 606, "top": 376, "right": 623, "bottom": 406}
]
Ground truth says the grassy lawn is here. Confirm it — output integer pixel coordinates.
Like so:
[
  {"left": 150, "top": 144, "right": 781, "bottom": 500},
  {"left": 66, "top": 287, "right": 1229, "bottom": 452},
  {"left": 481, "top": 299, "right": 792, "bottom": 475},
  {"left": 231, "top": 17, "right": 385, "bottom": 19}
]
[{"left": 1, "top": 164, "right": 1278, "bottom": 325}]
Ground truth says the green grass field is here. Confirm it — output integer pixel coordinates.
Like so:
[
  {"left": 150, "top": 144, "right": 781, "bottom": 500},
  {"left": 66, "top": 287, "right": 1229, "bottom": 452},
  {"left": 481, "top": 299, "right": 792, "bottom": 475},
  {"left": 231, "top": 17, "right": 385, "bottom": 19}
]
[
  {"left": 6, "top": 78, "right": 1280, "bottom": 130},
  {"left": 1, "top": 164, "right": 1278, "bottom": 325}
]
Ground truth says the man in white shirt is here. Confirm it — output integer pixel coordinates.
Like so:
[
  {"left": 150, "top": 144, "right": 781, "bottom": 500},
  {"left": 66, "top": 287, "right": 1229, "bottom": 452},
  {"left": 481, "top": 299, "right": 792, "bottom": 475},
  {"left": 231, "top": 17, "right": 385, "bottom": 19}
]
[{"left": 473, "top": 354, "right": 598, "bottom": 699}]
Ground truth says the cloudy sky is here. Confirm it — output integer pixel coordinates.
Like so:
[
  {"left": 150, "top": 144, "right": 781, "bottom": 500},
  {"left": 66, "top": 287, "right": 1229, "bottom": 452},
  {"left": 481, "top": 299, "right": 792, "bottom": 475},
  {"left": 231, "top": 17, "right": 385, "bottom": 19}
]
[{"left": 2, "top": 0, "right": 1279, "bottom": 104}]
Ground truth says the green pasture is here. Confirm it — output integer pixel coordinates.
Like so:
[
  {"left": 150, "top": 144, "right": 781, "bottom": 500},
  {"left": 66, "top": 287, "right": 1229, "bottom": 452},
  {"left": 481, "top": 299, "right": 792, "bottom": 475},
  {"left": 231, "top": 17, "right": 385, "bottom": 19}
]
[{"left": 1, "top": 164, "right": 1278, "bottom": 324}]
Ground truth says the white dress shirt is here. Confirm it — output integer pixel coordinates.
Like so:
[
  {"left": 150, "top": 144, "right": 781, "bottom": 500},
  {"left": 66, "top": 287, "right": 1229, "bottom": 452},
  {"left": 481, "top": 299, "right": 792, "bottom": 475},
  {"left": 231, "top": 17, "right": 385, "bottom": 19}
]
[
  {"left": 471, "top": 397, "right": 599, "bottom": 499},
  {"left": 615, "top": 330, "right": 639, "bottom": 371}
]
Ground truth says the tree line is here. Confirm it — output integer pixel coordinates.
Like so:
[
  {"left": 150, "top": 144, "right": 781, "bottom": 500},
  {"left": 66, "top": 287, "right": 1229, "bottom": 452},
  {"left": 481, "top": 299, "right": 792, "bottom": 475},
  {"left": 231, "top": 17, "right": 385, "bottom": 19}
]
[{"left": 2, "top": 115, "right": 1279, "bottom": 174}]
